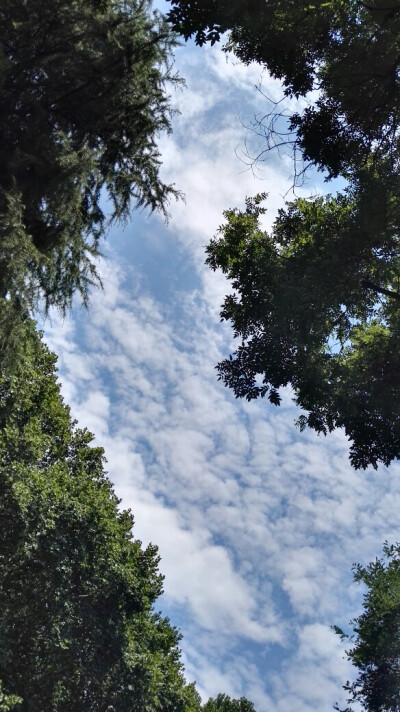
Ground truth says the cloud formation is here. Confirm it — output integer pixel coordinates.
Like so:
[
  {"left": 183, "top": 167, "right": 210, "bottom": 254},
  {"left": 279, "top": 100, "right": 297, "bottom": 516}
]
[{"left": 44, "top": 40, "right": 400, "bottom": 712}]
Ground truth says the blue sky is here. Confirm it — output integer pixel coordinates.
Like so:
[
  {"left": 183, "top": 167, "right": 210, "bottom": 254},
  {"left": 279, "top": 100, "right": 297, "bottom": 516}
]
[{"left": 43, "top": 18, "right": 400, "bottom": 712}]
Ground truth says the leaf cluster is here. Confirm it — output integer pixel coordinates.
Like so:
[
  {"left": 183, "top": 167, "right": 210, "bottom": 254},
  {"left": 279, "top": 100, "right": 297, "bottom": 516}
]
[
  {"left": 167, "top": 1, "right": 333, "bottom": 95},
  {"left": 206, "top": 179, "right": 400, "bottom": 468},
  {"left": 203, "top": 694, "right": 256, "bottom": 712}
]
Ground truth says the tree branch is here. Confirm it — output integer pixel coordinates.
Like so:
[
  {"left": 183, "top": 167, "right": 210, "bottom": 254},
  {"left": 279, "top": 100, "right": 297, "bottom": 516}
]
[{"left": 361, "top": 279, "right": 400, "bottom": 302}]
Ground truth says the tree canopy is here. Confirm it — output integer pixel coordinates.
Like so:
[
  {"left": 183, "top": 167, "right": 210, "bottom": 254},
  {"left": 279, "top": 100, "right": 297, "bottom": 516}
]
[
  {"left": 206, "top": 185, "right": 400, "bottom": 469},
  {"left": 0, "top": 323, "right": 195, "bottom": 710},
  {"left": 0, "top": 0, "right": 179, "bottom": 317},
  {"left": 335, "top": 543, "right": 400, "bottom": 712},
  {"left": 167, "top": 1, "right": 400, "bottom": 178},
  {"left": 203, "top": 694, "right": 256, "bottom": 712},
  {"left": 169, "top": 0, "right": 400, "bottom": 468}
]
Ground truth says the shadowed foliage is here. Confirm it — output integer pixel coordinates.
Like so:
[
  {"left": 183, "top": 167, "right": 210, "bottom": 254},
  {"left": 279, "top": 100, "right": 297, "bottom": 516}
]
[
  {"left": 168, "top": 1, "right": 400, "bottom": 177},
  {"left": 169, "top": 0, "right": 400, "bottom": 468},
  {"left": 206, "top": 184, "right": 400, "bottom": 469},
  {"left": 335, "top": 543, "right": 400, "bottom": 712}
]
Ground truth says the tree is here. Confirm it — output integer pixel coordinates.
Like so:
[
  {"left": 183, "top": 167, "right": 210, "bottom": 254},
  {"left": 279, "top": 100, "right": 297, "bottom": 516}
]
[
  {"left": 203, "top": 694, "right": 256, "bottom": 712},
  {"left": 167, "top": 1, "right": 400, "bottom": 178},
  {"left": 169, "top": 1, "right": 400, "bottom": 468},
  {"left": 0, "top": 0, "right": 180, "bottom": 317},
  {"left": 335, "top": 543, "right": 400, "bottom": 712},
  {"left": 206, "top": 184, "right": 400, "bottom": 469},
  {"left": 167, "top": 0, "right": 335, "bottom": 97},
  {"left": 0, "top": 322, "right": 261, "bottom": 711},
  {"left": 0, "top": 322, "right": 196, "bottom": 710}
]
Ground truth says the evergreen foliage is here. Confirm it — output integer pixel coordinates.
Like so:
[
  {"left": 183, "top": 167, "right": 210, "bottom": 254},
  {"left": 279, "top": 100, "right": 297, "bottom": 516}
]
[{"left": 0, "top": 0, "right": 180, "bottom": 316}]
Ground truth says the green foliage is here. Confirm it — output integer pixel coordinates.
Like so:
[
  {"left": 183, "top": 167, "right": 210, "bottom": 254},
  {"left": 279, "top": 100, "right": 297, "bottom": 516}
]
[
  {"left": 0, "top": 323, "right": 195, "bottom": 711},
  {"left": 206, "top": 185, "right": 400, "bottom": 469},
  {"left": 171, "top": 0, "right": 400, "bottom": 468},
  {"left": 0, "top": 683, "right": 21, "bottom": 712},
  {"left": 167, "top": 1, "right": 334, "bottom": 94},
  {"left": 0, "top": 0, "right": 180, "bottom": 316},
  {"left": 203, "top": 693, "right": 256, "bottom": 712},
  {"left": 168, "top": 1, "right": 400, "bottom": 177},
  {"left": 335, "top": 543, "right": 400, "bottom": 712}
]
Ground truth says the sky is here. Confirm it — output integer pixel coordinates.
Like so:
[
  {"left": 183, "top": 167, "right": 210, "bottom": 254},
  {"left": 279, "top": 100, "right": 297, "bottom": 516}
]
[{"left": 43, "top": 11, "right": 400, "bottom": 712}]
